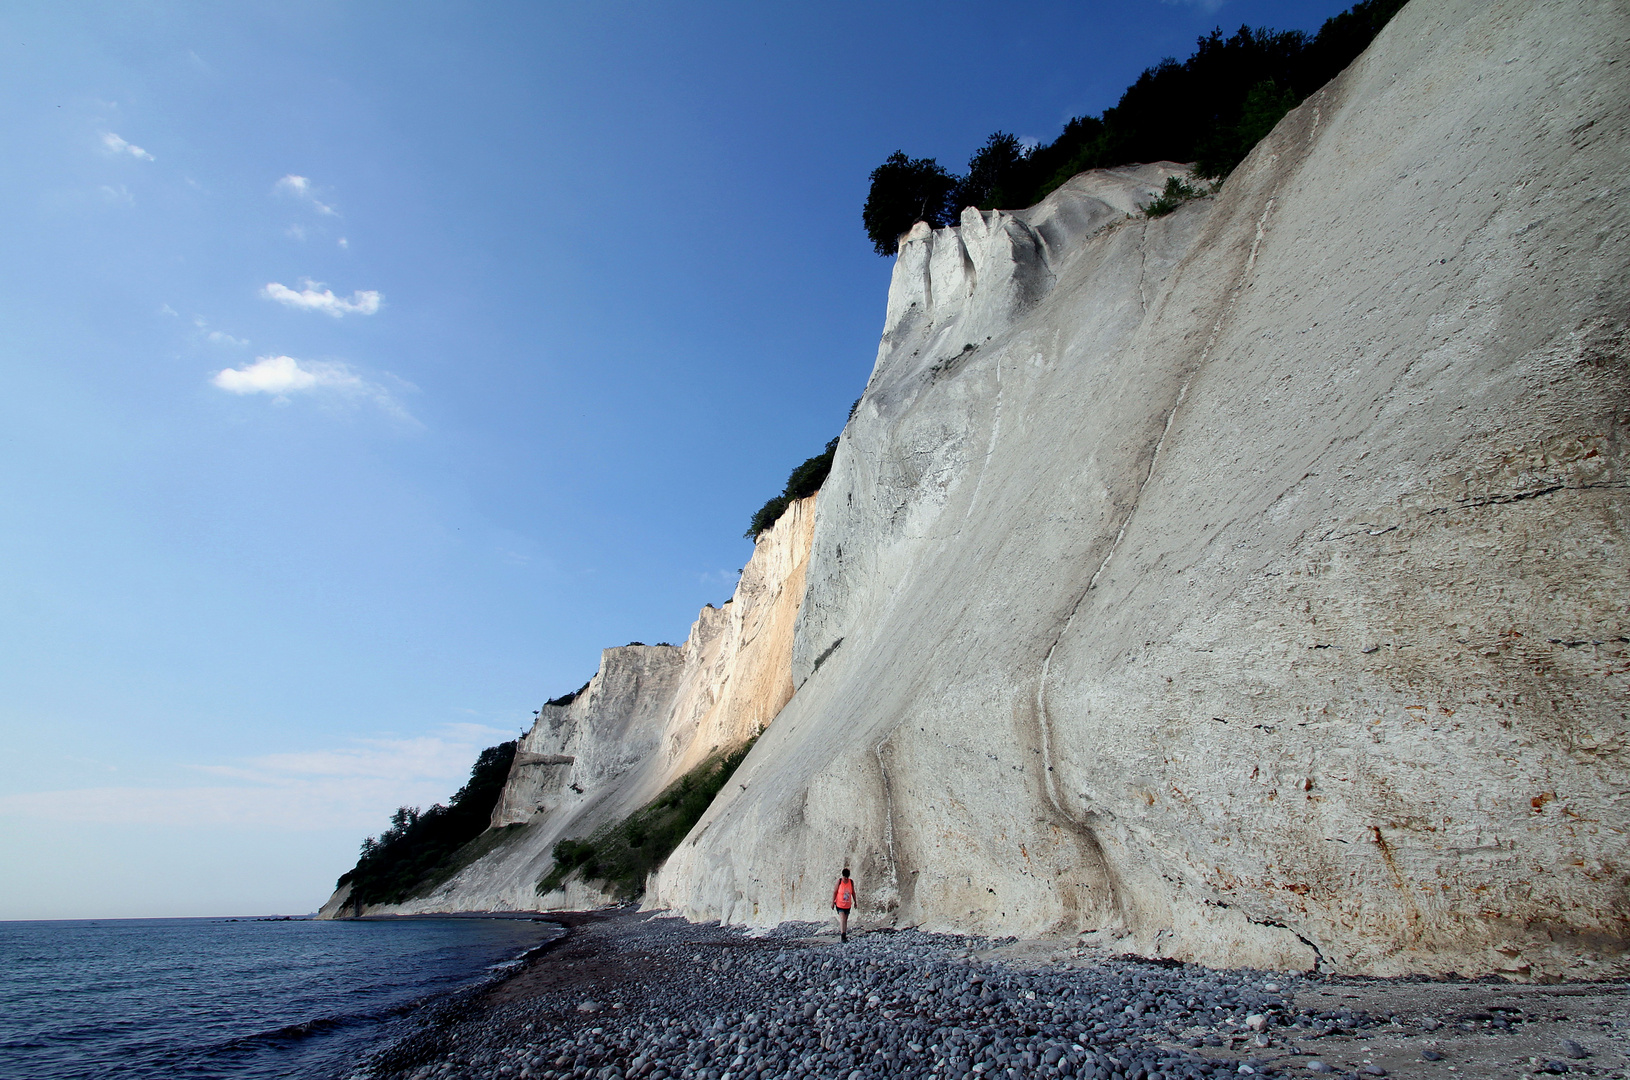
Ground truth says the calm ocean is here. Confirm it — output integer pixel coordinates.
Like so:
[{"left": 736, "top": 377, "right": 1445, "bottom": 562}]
[{"left": 0, "top": 916, "right": 561, "bottom": 1080}]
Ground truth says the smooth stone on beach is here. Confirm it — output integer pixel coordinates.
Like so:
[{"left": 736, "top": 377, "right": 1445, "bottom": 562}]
[
  {"left": 1559, "top": 1039, "right": 1587, "bottom": 1059},
  {"left": 1306, "top": 1062, "right": 1335, "bottom": 1075},
  {"left": 1420, "top": 1049, "right": 1443, "bottom": 1061}
]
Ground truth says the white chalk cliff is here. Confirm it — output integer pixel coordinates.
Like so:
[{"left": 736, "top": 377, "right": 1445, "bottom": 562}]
[
  {"left": 322, "top": 494, "right": 816, "bottom": 917},
  {"left": 327, "top": 0, "right": 1628, "bottom": 978},
  {"left": 649, "top": 0, "right": 1629, "bottom": 979}
]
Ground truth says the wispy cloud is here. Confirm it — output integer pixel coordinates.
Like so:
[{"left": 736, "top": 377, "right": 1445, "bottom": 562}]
[
  {"left": 0, "top": 727, "right": 512, "bottom": 831},
  {"left": 195, "top": 316, "right": 248, "bottom": 347},
  {"left": 101, "top": 131, "right": 154, "bottom": 161},
  {"left": 210, "top": 354, "right": 415, "bottom": 422},
  {"left": 99, "top": 184, "right": 134, "bottom": 205},
  {"left": 274, "top": 173, "right": 337, "bottom": 216},
  {"left": 262, "top": 279, "right": 381, "bottom": 317}
]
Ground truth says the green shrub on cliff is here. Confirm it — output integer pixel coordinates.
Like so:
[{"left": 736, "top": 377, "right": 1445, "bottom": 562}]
[
  {"left": 335, "top": 740, "right": 517, "bottom": 909},
  {"left": 746, "top": 436, "right": 839, "bottom": 540},
  {"left": 1142, "top": 175, "right": 1207, "bottom": 218},
  {"left": 861, "top": 0, "right": 1409, "bottom": 250},
  {"left": 536, "top": 735, "right": 759, "bottom": 899}
]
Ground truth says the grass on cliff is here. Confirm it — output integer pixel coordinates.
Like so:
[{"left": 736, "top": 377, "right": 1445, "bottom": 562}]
[
  {"left": 537, "top": 735, "right": 759, "bottom": 900},
  {"left": 335, "top": 740, "right": 518, "bottom": 911},
  {"left": 862, "top": 0, "right": 1409, "bottom": 254}
]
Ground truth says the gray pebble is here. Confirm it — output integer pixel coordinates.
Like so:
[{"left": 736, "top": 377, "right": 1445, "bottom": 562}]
[{"left": 1559, "top": 1039, "right": 1587, "bottom": 1059}]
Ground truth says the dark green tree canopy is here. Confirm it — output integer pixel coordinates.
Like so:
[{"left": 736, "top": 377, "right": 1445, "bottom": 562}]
[
  {"left": 337, "top": 739, "right": 518, "bottom": 908},
  {"left": 746, "top": 435, "right": 840, "bottom": 539},
  {"left": 950, "top": 132, "right": 1030, "bottom": 215},
  {"left": 861, "top": 152, "right": 958, "bottom": 256},
  {"left": 862, "top": 0, "right": 1407, "bottom": 253}
]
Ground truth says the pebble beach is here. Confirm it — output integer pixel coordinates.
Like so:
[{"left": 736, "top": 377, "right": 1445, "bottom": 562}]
[{"left": 348, "top": 910, "right": 1626, "bottom": 1080}]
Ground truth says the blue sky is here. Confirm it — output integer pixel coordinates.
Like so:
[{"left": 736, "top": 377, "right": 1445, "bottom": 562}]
[{"left": 1, "top": 0, "right": 1349, "bottom": 919}]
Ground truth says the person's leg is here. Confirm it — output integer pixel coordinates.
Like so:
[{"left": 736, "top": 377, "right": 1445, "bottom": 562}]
[{"left": 839, "top": 908, "right": 849, "bottom": 941}]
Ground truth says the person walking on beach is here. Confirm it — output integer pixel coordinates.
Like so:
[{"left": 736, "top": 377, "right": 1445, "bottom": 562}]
[{"left": 833, "top": 867, "right": 855, "bottom": 942}]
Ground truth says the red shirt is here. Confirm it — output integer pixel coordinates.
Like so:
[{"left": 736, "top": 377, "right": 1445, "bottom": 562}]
[{"left": 833, "top": 877, "right": 855, "bottom": 909}]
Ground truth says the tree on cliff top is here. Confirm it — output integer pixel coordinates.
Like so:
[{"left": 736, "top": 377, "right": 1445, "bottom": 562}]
[
  {"left": 861, "top": 153, "right": 958, "bottom": 256},
  {"left": 746, "top": 435, "right": 839, "bottom": 539},
  {"left": 862, "top": 0, "right": 1409, "bottom": 252}
]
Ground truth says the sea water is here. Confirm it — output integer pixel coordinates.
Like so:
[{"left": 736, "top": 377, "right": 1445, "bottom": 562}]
[{"left": 0, "top": 916, "right": 561, "bottom": 1080}]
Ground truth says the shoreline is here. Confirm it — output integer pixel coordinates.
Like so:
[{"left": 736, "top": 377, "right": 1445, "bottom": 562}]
[
  {"left": 346, "top": 909, "right": 1628, "bottom": 1080},
  {"left": 346, "top": 911, "right": 570, "bottom": 922}
]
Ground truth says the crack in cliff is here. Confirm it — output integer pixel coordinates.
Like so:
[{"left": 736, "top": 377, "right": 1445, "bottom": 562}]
[
  {"left": 1038, "top": 197, "right": 1282, "bottom": 761},
  {"left": 1256, "top": 917, "right": 1328, "bottom": 973},
  {"left": 1031, "top": 197, "right": 1282, "bottom": 932},
  {"left": 1077, "top": 198, "right": 1278, "bottom": 604},
  {"left": 1432, "top": 479, "right": 1627, "bottom": 512},
  {"left": 1318, "top": 481, "right": 1629, "bottom": 541},
  {"left": 875, "top": 734, "right": 903, "bottom": 922}
]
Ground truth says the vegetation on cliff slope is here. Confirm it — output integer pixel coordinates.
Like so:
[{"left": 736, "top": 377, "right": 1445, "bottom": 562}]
[
  {"left": 746, "top": 436, "right": 837, "bottom": 540},
  {"left": 538, "top": 736, "right": 759, "bottom": 900},
  {"left": 335, "top": 740, "right": 517, "bottom": 909},
  {"left": 862, "top": 0, "right": 1408, "bottom": 254}
]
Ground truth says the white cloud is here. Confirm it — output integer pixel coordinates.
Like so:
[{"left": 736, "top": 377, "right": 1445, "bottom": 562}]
[
  {"left": 337, "top": 236, "right": 349, "bottom": 249},
  {"left": 159, "top": 304, "right": 178, "bottom": 317},
  {"left": 274, "top": 173, "right": 337, "bottom": 215},
  {"left": 0, "top": 728, "right": 513, "bottom": 831},
  {"left": 210, "top": 354, "right": 415, "bottom": 422},
  {"left": 285, "top": 224, "right": 307, "bottom": 241},
  {"left": 213, "top": 354, "right": 338, "bottom": 395},
  {"left": 262, "top": 279, "right": 381, "bottom": 317},
  {"left": 99, "top": 184, "right": 134, "bottom": 205},
  {"left": 101, "top": 131, "right": 154, "bottom": 160}
]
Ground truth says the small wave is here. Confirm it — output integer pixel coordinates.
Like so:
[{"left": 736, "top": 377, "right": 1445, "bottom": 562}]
[{"left": 203, "top": 1004, "right": 411, "bottom": 1056}]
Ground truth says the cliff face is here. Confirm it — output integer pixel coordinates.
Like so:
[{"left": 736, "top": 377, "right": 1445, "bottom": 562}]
[
  {"left": 649, "top": 0, "right": 1629, "bottom": 978},
  {"left": 322, "top": 494, "right": 817, "bottom": 916}
]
